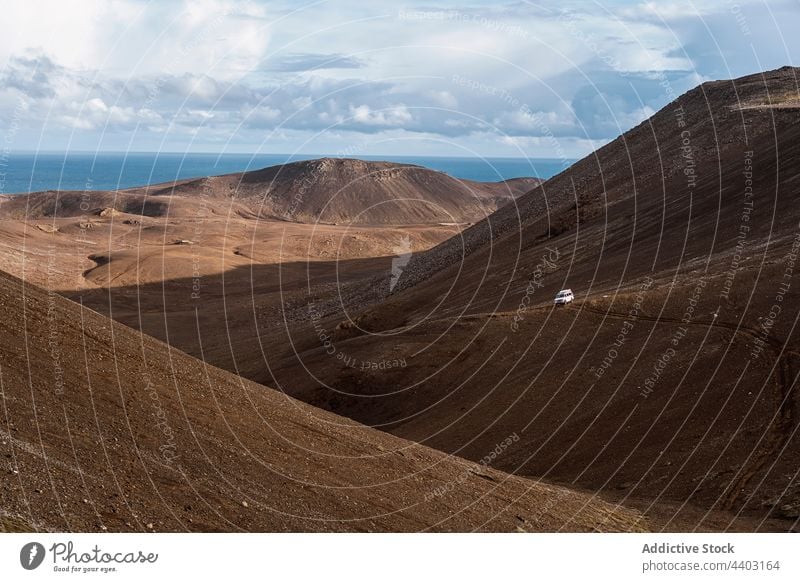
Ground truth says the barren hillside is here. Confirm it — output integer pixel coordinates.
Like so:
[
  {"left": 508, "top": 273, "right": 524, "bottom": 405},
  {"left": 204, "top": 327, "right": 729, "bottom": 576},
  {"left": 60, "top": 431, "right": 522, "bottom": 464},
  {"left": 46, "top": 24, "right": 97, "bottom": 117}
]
[
  {"left": 259, "top": 67, "right": 800, "bottom": 531},
  {"left": 0, "top": 269, "right": 642, "bottom": 532}
]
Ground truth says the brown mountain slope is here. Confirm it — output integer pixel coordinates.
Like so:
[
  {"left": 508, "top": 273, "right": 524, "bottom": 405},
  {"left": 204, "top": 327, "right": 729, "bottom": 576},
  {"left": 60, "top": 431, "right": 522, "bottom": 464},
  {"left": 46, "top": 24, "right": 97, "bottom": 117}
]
[
  {"left": 255, "top": 67, "right": 800, "bottom": 529},
  {"left": 127, "top": 158, "right": 539, "bottom": 225},
  {"left": 0, "top": 158, "right": 538, "bottom": 226},
  {"left": 0, "top": 269, "right": 642, "bottom": 532},
  {"left": 394, "top": 66, "right": 800, "bottom": 294},
  {"left": 0, "top": 190, "right": 180, "bottom": 220}
]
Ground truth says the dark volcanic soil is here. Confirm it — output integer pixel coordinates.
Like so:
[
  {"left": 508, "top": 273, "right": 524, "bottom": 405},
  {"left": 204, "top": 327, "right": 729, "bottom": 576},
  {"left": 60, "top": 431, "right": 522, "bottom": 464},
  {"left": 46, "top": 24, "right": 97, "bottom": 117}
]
[
  {"left": 0, "top": 269, "right": 644, "bottom": 532},
  {"left": 252, "top": 67, "right": 800, "bottom": 531}
]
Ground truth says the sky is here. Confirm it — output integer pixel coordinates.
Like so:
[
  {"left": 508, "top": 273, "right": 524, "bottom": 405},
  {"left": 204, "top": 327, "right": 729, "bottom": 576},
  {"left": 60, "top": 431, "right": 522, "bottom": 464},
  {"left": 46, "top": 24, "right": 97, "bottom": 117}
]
[{"left": 0, "top": 0, "right": 798, "bottom": 159}]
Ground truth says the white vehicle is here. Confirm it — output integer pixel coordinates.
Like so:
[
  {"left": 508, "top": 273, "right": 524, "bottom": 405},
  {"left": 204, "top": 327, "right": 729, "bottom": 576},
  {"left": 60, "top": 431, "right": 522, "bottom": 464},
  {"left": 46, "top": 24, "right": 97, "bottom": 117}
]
[{"left": 554, "top": 289, "right": 574, "bottom": 305}]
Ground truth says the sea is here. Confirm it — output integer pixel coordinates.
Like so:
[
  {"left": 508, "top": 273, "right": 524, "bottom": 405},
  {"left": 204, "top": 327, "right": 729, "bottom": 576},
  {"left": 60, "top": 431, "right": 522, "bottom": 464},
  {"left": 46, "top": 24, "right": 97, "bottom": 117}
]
[{"left": 0, "top": 152, "right": 573, "bottom": 195}]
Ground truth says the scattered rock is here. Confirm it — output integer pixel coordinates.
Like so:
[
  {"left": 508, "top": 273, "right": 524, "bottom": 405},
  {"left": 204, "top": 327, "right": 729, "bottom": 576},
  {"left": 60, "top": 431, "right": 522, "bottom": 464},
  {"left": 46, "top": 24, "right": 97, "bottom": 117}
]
[{"left": 778, "top": 503, "right": 800, "bottom": 518}]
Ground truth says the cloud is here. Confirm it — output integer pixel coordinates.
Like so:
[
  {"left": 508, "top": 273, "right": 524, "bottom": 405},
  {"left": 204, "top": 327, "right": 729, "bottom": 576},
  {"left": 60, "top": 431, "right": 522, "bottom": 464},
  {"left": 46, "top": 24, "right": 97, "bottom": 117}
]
[
  {"left": 571, "top": 87, "right": 656, "bottom": 138},
  {"left": 240, "top": 104, "right": 282, "bottom": 128},
  {"left": 0, "top": 53, "right": 63, "bottom": 99},
  {"left": 262, "top": 52, "right": 366, "bottom": 72},
  {"left": 348, "top": 104, "right": 412, "bottom": 127},
  {"left": 0, "top": 0, "right": 797, "bottom": 156}
]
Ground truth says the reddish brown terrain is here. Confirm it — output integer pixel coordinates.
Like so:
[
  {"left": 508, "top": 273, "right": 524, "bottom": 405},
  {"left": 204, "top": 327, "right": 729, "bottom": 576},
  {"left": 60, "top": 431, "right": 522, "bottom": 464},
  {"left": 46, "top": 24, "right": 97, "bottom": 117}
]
[
  {"left": 0, "top": 158, "right": 537, "bottom": 226},
  {"left": 0, "top": 269, "right": 642, "bottom": 532},
  {"left": 258, "top": 67, "right": 800, "bottom": 531},
  {"left": 3, "top": 161, "right": 628, "bottom": 533},
  {"left": 1, "top": 67, "right": 799, "bottom": 532}
]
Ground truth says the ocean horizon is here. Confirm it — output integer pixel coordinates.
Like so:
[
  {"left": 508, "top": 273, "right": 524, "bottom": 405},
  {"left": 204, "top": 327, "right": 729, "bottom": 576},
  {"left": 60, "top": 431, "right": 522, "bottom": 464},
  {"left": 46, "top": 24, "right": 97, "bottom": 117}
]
[{"left": 0, "top": 152, "right": 573, "bottom": 195}]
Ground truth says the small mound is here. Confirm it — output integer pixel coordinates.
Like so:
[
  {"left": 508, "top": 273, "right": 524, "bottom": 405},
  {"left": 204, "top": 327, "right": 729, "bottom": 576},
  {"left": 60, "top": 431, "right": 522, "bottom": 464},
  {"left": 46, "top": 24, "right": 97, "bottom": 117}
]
[{"left": 34, "top": 223, "right": 59, "bottom": 233}]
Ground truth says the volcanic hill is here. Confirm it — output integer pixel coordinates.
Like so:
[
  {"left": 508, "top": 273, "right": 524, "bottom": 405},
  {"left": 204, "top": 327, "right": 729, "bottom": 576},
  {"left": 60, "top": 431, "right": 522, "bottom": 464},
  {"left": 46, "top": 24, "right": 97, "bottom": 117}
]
[
  {"left": 0, "top": 158, "right": 538, "bottom": 226},
  {"left": 258, "top": 66, "right": 800, "bottom": 530},
  {"left": 0, "top": 268, "right": 642, "bottom": 532}
]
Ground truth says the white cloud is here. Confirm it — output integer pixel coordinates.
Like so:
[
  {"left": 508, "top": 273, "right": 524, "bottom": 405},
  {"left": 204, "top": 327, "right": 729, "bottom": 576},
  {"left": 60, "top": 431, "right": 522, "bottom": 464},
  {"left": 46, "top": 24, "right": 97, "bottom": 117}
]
[
  {"left": 0, "top": 0, "right": 797, "bottom": 155},
  {"left": 349, "top": 104, "right": 413, "bottom": 126},
  {"left": 0, "top": 0, "right": 271, "bottom": 80},
  {"left": 426, "top": 90, "right": 459, "bottom": 108}
]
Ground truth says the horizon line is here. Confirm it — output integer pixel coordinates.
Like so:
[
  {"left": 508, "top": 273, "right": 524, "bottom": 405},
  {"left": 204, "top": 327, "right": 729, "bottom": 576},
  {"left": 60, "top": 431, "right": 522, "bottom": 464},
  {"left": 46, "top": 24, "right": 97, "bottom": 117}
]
[{"left": 6, "top": 150, "right": 576, "bottom": 162}]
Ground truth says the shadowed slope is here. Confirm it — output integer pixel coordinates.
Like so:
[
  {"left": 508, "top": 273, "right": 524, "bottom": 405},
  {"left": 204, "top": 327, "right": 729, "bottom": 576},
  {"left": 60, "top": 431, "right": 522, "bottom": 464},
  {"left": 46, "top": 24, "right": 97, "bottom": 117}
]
[
  {"left": 257, "top": 67, "right": 800, "bottom": 530},
  {"left": 0, "top": 269, "right": 642, "bottom": 532}
]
